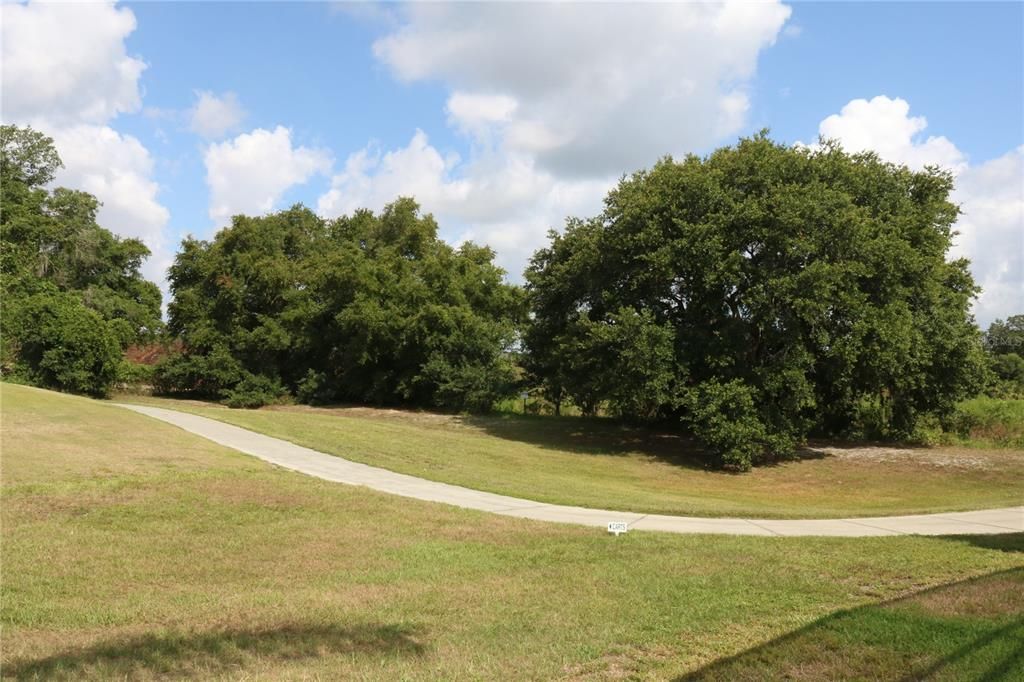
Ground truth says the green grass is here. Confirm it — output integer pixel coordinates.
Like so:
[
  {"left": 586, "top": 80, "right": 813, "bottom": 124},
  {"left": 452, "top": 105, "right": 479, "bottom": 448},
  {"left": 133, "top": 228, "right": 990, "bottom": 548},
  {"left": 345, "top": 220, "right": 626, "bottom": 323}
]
[
  {"left": 119, "top": 394, "right": 1024, "bottom": 519},
  {"left": 943, "top": 397, "right": 1024, "bottom": 449},
  {"left": 681, "top": 567, "right": 1024, "bottom": 681},
  {"left": 2, "top": 383, "right": 1023, "bottom": 680}
]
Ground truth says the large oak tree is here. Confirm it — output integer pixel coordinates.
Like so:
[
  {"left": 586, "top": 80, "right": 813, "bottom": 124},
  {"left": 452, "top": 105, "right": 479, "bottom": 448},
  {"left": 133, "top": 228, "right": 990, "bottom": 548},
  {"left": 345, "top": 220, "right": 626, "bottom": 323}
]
[{"left": 525, "top": 133, "right": 986, "bottom": 468}]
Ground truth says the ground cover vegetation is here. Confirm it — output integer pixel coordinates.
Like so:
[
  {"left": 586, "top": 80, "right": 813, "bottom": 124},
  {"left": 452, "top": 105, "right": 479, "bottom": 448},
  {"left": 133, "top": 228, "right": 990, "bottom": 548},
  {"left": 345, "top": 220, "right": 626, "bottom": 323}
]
[
  {"left": 1, "top": 124, "right": 1017, "bottom": 468},
  {"left": 3, "top": 384, "right": 1022, "bottom": 680}
]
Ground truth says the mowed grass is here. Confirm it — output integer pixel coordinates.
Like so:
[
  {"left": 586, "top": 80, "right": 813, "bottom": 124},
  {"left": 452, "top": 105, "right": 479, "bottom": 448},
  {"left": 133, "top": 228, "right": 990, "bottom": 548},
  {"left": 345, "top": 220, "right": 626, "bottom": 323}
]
[
  {"left": 121, "top": 394, "right": 1024, "bottom": 519},
  {"left": 2, "top": 384, "right": 1023, "bottom": 680}
]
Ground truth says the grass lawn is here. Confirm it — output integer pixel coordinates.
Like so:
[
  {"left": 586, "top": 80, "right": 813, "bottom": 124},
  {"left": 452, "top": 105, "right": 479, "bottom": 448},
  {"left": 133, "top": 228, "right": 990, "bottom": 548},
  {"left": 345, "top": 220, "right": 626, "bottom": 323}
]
[
  {"left": 2, "top": 383, "right": 1023, "bottom": 680},
  {"left": 119, "top": 394, "right": 1024, "bottom": 519}
]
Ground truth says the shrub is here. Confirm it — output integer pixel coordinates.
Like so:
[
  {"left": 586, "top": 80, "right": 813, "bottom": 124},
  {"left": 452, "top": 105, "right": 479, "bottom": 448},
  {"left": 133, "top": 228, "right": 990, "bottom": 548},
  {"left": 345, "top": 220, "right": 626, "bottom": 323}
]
[
  {"left": 4, "top": 292, "right": 121, "bottom": 396},
  {"left": 116, "top": 360, "right": 155, "bottom": 393},
  {"left": 152, "top": 346, "right": 244, "bottom": 397},
  {"left": 682, "top": 379, "right": 770, "bottom": 471},
  {"left": 222, "top": 374, "right": 286, "bottom": 409}
]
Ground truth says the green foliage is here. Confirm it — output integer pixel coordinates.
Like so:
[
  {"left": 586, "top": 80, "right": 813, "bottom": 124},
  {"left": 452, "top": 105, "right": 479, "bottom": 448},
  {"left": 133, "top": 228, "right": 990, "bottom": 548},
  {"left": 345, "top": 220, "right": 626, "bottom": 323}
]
[
  {"left": 152, "top": 347, "right": 244, "bottom": 398},
  {"left": 116, "top": 360, "right": 156, "bottom": 386},
  {"left": 983, "top": 316, "right": 1024, "bottom": 398},
  {"left": 163, "top": 199, "right": 522, "bottom": 411},
  {"left": 222, "top": 374, "right": 287, "bottom": 409},
  {"left": 525, "top": 133, "right": 985, "bottom": 466},
  {"left": 1, "top": 125, "right": 163, "bottom": 396},
  {"left": 941, "top": 397, "right": 1024, "bottom": 449},
  {"left": 681, "top": 379, "right": 769, "bottom": 470},
  {"left": 4, "top": 292, "right": 121, "bottom": 395},
  {"left": 984, "top": 315, "right": 1024, "bottom": 356}
]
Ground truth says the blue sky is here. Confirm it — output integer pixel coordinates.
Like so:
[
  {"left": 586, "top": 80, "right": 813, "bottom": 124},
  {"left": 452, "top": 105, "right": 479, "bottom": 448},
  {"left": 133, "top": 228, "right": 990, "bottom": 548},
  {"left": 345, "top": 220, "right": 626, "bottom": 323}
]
[{"left": 2, "top": 1, "right": 1021, "bottom": 323}]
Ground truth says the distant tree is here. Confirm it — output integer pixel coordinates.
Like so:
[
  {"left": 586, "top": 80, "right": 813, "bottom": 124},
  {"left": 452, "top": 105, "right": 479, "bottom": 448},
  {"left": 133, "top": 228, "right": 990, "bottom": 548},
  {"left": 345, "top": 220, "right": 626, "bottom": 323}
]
[
  {"left": 983, "top": 315, "right": 1024, "bottom": 396},
  {"left": 525, "top": 133, "right": 986, "bottom": 468},
  {"left": 1, "top": 125, "right": 163, "bottom": 395},
  {"left": 159, "top": 199, "right": 523, "bottom": 410},
  {"left": 985, "top": 315, "right": 1024, "bottom": 356}
]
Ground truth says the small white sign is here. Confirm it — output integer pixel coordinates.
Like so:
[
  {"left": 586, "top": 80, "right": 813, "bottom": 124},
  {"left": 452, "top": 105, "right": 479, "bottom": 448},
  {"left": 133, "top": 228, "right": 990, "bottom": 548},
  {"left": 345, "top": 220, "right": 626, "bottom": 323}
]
[
  {"left": 607, "top": 521, "right": 629, "bottom": 536},
  {"left": 519, "top": 392, "right": 529, "bottom": 399}
]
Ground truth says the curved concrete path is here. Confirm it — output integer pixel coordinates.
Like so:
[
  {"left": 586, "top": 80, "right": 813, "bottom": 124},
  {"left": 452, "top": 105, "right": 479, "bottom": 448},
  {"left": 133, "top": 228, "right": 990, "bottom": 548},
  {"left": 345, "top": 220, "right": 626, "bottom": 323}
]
[{"left": 119, "top": 403, "right": 1024, "bottom": 537}]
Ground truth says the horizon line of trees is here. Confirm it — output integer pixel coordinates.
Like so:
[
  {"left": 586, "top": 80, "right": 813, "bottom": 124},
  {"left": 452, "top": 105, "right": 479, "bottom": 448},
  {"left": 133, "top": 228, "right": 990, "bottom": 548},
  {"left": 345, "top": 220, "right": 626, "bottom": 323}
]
[{"left": 3, "top": 124, "right": 1018, "bottom": 469}]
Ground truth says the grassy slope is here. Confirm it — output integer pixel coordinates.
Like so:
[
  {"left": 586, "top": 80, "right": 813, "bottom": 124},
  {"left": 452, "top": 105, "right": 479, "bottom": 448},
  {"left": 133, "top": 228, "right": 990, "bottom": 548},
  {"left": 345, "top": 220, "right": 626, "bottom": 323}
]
[
  {"left": 2, "top": 383, "right": 1023, "bottom": 680},
  {"left": 121, "top": 395, "right": 1024, "bottom": 519}
]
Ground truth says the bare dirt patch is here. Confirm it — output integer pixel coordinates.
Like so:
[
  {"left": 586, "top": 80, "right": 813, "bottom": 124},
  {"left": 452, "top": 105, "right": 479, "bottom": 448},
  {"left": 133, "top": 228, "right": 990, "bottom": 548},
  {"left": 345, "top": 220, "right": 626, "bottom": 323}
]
[{"left": 804, "top": 443, "right": 1016, "bottom": 471}]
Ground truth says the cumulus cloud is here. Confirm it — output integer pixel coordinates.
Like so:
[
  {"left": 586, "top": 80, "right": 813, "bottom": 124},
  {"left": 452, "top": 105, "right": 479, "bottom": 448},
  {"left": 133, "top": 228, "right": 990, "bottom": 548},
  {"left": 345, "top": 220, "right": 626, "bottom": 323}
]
[
  {"left": 1, "top": 1, "right": 173, "bottom": 292},
  {"left": 810, "top": 96, "right": 1022, "bottom": 325},
  {"left": 189, "top": 91, "right": 246, "bottom": 139},
  {"left": 318, "top": 130, "right": 612, "bottom": 275},
  {"left": 205, "top": 126, "right": 332, "bottom": 224},
  {"left": 816, "top": 96, "right": 966, "bottom": 173},
  {"left": 950, "top": 147, "right": 1024, "bottom": 325},
  {"left": 49, "top": 125, "right": 173, "bottom": 286},
  {"left": 321, "top": 2, "right": 792, "bottom": 278},
  {"left": 373, "top": 2, "right": 790, "bottom": 176},
  {"left": 1, "top": 1, "right": 145, "bottom": 126}
]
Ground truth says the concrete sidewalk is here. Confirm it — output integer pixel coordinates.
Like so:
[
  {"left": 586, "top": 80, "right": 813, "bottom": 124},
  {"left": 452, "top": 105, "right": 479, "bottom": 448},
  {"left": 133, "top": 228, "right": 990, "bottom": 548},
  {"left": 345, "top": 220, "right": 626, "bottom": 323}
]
[{"left": 119, "top": 403, "right": 1024, "bottom": 537}]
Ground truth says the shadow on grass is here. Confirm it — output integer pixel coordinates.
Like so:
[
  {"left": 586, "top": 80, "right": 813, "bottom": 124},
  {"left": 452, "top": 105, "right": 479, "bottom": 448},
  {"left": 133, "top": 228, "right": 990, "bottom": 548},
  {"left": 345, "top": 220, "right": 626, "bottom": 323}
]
[
  {"left": 941, "top": 532, "right": 1024, "bottom": 554},
  {"left": 462, "top": 413, "right": 722, "bottom": 470},
  {"left": 4, "top": 622, "right": 427, "bottom": 680},
  {"left": 463, "top": 413, "right": 833, "bottom": 472},
  {"left": 677, "top": 568, "right": 1024, "bottom": 681}
]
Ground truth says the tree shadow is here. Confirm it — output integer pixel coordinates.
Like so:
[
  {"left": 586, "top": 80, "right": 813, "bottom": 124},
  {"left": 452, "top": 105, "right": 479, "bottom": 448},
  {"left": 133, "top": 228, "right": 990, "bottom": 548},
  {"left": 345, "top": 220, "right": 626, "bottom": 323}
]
[
  {"left": 461, "top": 413, "right": 832, "bottom": 472},
  {"left": 4, "top": 622, "right": 427, "bottom": 680},
  {"left": 940, "top": 532, "right": 1024, "bottom": 554},
  {"left": 676, "top": 568, "right": 1024, "bottom": 681},
  {"left": 462, "top": 413, "right": 714, "bottom": 470}
]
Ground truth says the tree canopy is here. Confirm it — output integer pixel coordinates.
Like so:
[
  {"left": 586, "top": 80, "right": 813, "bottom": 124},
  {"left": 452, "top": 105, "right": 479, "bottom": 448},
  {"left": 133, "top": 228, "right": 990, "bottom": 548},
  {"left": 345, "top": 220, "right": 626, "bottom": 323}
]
[
  {"left": 157, "top": 198, "right": 524, "bottom": 411},
  {"left": 1, "top": 125, "right": 163, "bottom": 395},
  {"left": 2, "top": 124, "right": 997, "bottom": 467},
  {"left": 983, "top": 315, "right": 1024, "bottom": 396},
  {"left": 524, "top": 133, "right": 987, "bottom": 468}
]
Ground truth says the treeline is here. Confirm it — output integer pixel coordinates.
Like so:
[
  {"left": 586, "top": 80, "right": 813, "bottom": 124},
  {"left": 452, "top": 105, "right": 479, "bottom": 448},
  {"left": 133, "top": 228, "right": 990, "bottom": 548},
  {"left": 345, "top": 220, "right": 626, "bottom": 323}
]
[
  {"left": 2, "top": 125, "right": 1016, "bottom": 468},
  {"left": 1, "top": 126, "right": 162, "bottom": 395},
  {"left": 158, "top": 200, "right": 523, "bottom": 410}
]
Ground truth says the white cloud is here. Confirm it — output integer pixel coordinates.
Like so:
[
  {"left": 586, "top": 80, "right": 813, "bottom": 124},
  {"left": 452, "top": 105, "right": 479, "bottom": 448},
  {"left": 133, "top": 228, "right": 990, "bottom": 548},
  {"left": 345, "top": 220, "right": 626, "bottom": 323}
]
[
  {"left": 1, "top": 1, "right": 145, "bottom": 126},
  {"left": 189, "top": 91, "right": 246, "bottom": 139},
  {"left": 1, "top": 1, "right": 174, "bottom": 295},
  {"left": 49, "top": 125, "right": 172, "bottom": 286},
  {"left": 809, "top": 96, "right": 1022, "bottom": 325},
  {"left": 815, "top": 96, "right": 967, "bottom": 174},
  {"left": 321, "top": 2, "right": 792, "bottom": 279},
  {"left": 373, "top": 2, "right": 791, "bottom": 176},
  {"left": 318, "top": 130, "right": 612, "bottom": 276},
  {"left": 205, "top": 126, "right": 332, "bottom": 224},
  {"left": 950, "top": 147, "right": 1024, "bottom": 325},
  {"left": 446, "top": 92, "right": 518, "bottom": 139}
]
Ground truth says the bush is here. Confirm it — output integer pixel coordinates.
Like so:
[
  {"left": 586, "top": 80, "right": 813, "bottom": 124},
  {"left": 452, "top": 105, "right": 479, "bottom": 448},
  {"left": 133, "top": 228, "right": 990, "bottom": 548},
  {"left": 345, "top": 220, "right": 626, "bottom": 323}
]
[
  {"left": 222, "top": 374, "right": 286, "bottom": 409},
  {"left": 682, "top": 379, "right": 770, "bottom": 471},
  {"left": 152, "top": 346, "right": 244, "bottom": 397},
  {"left": 116, "top": 360, "right": 155, "bottom": 393},
  {"left": 3, "top": 292, "right": 121, "bottom": 396},
  {"left": 417, "top": 353, "right": 517, "bottom": 413},
  {"left": 296, "top": 369, "right": 331, "bottom": 404}
]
